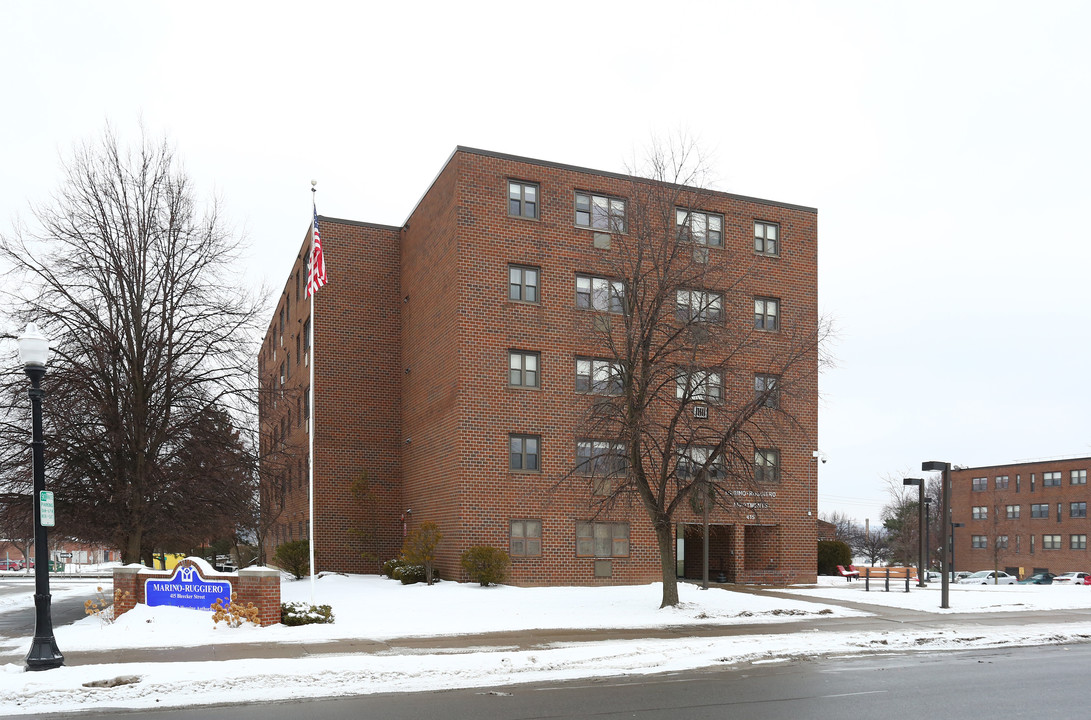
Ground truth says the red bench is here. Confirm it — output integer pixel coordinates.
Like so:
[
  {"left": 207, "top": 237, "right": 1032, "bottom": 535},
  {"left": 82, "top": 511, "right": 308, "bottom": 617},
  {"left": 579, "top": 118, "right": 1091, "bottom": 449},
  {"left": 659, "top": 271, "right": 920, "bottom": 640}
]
[{"left": 837, "top": 564, "right": 860, "bottom": 581}]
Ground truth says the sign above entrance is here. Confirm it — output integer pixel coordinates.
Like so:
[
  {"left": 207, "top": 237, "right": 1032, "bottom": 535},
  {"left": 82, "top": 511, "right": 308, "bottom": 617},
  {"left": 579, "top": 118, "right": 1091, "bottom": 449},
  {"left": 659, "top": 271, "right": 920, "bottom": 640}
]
[{"left": 145, "top": 564, "right": 231, "bottom": 611}]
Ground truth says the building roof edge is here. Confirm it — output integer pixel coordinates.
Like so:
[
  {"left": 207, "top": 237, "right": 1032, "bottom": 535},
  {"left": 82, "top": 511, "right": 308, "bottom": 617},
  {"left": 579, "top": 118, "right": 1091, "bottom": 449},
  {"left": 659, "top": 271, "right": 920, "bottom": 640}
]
[{"left": 454, "top": 146, "right": 819, "bottom": 215}]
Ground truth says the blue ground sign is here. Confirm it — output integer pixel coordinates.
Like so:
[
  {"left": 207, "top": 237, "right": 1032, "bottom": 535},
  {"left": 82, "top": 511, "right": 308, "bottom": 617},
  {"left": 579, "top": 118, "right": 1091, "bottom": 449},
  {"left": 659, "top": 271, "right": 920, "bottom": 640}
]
[{"left": 145, "top": 565, "right": 231, "bottom": 611}]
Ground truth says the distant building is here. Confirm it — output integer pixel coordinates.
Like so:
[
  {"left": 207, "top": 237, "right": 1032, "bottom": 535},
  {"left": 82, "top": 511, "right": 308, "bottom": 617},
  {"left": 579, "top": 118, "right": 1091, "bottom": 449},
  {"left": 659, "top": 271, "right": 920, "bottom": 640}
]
[
  {"left": 951, "top": 457, "right": 1091, "bottom": 578},
  {"left": 258, "top": 147, "right": 819, "bottom": 586}
]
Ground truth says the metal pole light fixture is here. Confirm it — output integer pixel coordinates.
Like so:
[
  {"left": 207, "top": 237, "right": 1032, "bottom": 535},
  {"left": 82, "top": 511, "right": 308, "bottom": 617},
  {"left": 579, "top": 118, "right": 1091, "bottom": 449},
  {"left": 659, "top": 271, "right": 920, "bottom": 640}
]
[
  {"left": 904, "top": 478, "right": 926, "bottom": 586},
  {"left": 922, "top": 461, "right": 952, "bottom": 609},
  {"left": 19, "top": 323, "right": 63, "bottom": 671},
  {"left": 924, "top": 497, "right": 932, "bottom": 577}
]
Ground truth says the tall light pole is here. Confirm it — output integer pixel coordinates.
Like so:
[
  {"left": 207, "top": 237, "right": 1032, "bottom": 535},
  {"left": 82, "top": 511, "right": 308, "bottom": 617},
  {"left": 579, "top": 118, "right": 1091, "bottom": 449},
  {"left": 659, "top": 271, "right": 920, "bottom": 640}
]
[
  {"left": 924, "top": 497, "right": 932, "bottom": 575},
  {"left": 922, "top": 461, "right": 951, "bottom": 609},
  {"left": 20, "top": 323, "right": 63, "bottom": 671},
  {"left": 904, "top": 478, "right": 925, "bottom": 586}
]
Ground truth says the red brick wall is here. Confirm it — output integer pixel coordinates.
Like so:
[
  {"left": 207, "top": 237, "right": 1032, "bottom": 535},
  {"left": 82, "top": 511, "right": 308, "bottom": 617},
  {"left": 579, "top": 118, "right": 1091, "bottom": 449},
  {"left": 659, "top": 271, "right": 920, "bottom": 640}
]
[{"left": 951, "top": 458, "right": 1091, "bottom": 578}]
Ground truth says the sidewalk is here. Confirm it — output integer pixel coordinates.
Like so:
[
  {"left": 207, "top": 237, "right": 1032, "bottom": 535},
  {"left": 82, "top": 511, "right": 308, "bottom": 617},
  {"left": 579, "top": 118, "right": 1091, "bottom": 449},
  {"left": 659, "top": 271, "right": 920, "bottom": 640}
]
[{"left": 6, "top": 583, "right": 1091, "bottom": 668}]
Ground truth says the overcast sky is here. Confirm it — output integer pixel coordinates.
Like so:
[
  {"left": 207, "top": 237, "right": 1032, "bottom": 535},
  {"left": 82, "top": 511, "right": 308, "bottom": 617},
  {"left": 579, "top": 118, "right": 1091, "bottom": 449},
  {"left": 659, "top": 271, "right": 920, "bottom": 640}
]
[{"left": 3, "top": 1, "right": 1089, "bottom": 525}]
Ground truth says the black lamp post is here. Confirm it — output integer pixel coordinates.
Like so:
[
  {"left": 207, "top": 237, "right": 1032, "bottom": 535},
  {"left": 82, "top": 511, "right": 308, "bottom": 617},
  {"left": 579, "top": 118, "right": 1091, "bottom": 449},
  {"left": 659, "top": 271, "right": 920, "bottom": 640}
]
[
  {"left": 904, "top": 478, "right": 925, "bottom": 586},
  {"left": 923, "top": 497, "right": 932, "bottom": 575},
  {"left": 20, "top": 323, "right": 63, "bottom": 671},
  {"left": 922, "top": 461, "right": 951, "bottom": 608}
]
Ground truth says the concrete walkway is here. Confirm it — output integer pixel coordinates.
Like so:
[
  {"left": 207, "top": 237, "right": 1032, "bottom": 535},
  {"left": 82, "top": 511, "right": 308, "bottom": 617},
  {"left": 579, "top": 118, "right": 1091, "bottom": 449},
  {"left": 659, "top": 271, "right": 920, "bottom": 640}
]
[{"left": 4, "top": 583, "right": 1091, "bottom": 668}]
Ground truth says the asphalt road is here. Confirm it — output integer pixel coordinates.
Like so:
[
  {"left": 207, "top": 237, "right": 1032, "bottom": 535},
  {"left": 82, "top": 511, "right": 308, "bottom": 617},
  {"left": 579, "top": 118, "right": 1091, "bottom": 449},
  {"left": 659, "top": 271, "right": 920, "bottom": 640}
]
[
  {"left": 34, "top": 641, "right": 1087, "bottom": 720},
  {"left": 0, "top": 576, "right": 102, "bottom": 638}
]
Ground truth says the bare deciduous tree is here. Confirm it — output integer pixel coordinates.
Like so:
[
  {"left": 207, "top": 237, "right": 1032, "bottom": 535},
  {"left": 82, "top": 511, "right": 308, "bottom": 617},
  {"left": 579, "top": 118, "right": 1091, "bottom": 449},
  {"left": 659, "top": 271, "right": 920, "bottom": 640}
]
[
  {"left": 561, "top": 138, "right": 825, "bottom": 608},
  {"left": 0, "top": 126, "right": 263, "bottom": 563}
]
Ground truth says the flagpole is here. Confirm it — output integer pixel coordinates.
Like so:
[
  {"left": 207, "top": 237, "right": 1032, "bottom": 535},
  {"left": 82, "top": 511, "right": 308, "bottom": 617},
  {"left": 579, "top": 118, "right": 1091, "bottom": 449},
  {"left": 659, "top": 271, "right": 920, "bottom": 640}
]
[{"left": 308, "top": 180, "right": 318, "bottom": 604}]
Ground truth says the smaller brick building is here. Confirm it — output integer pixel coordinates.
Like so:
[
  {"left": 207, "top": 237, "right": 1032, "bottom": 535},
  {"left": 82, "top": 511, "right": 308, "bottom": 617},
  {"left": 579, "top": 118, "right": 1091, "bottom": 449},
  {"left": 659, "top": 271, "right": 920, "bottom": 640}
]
[{"left": 951, "top": 457, "right": 1091, "bottom": 578}]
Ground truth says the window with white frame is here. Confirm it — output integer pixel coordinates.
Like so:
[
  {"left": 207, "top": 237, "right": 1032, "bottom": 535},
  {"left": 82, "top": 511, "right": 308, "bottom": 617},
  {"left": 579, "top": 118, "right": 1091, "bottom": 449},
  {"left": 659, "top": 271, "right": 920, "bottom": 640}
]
[
  {"left": 972, "top": 506, "right": 987, "bottom": 520},
  {"left": 676, "top": 208, "right": 724, "bottom": 247},
  {"left": 575, "top": 357, "right": 622, "bottom": 395},
  {"left": 576, "top": 521, "right": 629, "bottom": 557},
  {"left": 575, "top": 192, "right": 626, "bottom": 233},
  {"left": 677, "top": 289, "right": 724, "bottom": 323},
  {"left": 676, "top": 368, "right": 723, "bottom": 402},
  {"left": 576, "top": 274, "right": 624, "bottom": 313},
  {"left": 754, "top": 221, "right": 779, "bottom": 256}
]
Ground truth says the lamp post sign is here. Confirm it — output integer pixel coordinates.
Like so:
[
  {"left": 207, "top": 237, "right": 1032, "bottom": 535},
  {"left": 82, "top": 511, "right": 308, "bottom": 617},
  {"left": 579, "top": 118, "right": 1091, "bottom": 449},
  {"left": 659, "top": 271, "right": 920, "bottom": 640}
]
[
  {"left": 38, "top": 491, "right": 55, "bottom": 528},
  {"left": 145, "top": 566, "right": 231, "bottom": 611}
]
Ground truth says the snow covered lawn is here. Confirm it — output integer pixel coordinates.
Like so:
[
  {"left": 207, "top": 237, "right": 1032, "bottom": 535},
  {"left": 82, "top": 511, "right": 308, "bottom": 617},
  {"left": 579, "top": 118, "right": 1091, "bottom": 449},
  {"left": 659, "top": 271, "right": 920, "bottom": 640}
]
[{"left": 1, "top": 573, "right": 1090, "bottom": 716}]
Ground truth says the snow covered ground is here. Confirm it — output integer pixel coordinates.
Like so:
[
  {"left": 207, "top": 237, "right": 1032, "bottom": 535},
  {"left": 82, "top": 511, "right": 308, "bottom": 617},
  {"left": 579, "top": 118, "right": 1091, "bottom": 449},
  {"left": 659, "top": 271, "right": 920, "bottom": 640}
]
[{"left": 1, "top": 573, "right": 1090, "bottom": 716}]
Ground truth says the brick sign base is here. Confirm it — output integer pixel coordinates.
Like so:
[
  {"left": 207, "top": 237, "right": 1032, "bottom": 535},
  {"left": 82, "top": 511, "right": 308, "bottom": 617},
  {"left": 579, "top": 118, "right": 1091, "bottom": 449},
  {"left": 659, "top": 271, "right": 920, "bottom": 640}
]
[{"left": 113, "top": 557, "right": 280, "bottom": 626}]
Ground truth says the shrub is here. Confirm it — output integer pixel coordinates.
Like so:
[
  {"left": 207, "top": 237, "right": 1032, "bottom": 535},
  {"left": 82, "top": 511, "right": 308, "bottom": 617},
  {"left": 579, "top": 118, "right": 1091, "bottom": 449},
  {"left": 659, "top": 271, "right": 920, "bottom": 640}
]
[
  {"left": 381, "top": 557, "right": 405, "bottom": 579},
  {"left": 460, "top": 546, "right": 510, "bottom": 586},
  {"left": 396, "top": 564, "right": 428, "bottom": 585},
  {"left": 817, "top": 540, "right": 852, "bottom": 575},
  {"left": 84, "top": 586, "right": 131, "bottom": 625},
  {"left": 280, "top": 601, "right": 335, "bottom": 626},
  {"left": 274, "top": 540, "right": 310, "bottom": 580},
  {"left": 211, "top": 592, "right": 260, "bottom": 628},
  {"left": 402, "top": 521, "right": 442, "bottom": 585}
]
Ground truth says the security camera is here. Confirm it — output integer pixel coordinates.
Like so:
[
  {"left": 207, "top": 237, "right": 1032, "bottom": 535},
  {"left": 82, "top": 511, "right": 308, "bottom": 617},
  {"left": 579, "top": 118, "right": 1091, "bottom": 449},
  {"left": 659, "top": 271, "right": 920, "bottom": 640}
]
[{"left": 821, "top": 456, "right": 827, "bottom": 464}]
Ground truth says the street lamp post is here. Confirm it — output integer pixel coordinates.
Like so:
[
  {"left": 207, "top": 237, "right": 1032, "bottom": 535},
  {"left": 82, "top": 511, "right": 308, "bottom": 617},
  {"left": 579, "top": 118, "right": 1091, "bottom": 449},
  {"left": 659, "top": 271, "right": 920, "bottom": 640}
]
[
  {"left": 951, "top": 522, "right": 965, "bottom": 578},
  {"left": 924, "top": 497, "right": 932, "bottom": 575},
  {"left": 922, "top": 461, "right": 952, "bottom": 608},
  {"left": 904, "top": 478, "right": 926, "bottom": 586},
  {"left": 20, "top": 323, "right": 63, "bottom": 671}
]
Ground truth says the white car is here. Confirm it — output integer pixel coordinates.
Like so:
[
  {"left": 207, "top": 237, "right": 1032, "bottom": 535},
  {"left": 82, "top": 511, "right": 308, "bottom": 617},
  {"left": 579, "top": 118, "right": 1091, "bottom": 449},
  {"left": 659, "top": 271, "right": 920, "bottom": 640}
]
[
  {"left": 1051, "top": 571, "right": 1090, "bottom": 584},
  {"left": 957, "top": 570, "right": 1017, "bottom": 585}
]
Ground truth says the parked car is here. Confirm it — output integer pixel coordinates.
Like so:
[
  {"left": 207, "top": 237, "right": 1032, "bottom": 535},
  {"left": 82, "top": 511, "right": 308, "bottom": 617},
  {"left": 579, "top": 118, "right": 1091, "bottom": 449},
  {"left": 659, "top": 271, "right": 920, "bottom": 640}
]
[
  {"left": 949, "top": 571, "right": 973, "bottom": 582},
  {"left": 924, "top": 571, "right": 942, "bottom": 583},
  {"left": 1018, "top": 572, "right": 1056, "bottom": 584},
  {"left": 0, "top": 559, "right": 23, "bottom": 571},
  {"left": 958, "top": 570, "right": 1018, "bottom": 585},
  {"left": 1053, "top": 571, "right": 1090, "bottom": 584}
]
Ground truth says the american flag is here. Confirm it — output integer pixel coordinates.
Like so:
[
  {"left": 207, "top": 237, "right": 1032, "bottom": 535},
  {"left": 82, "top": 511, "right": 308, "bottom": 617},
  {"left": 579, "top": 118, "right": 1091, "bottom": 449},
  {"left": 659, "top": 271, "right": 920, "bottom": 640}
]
[{"left": 306, "top": 207, "right": 327, "bottom": 297}]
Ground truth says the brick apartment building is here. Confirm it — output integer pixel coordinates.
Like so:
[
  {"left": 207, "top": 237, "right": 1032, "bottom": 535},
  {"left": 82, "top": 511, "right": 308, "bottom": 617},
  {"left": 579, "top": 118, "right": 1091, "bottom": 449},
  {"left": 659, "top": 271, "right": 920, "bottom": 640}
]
[
  {"left": 952, "top": 457, "right": 1091, "bottom": 578},
  {"left": 258, "top": 147, "right": 819, "bottom": 586}
]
